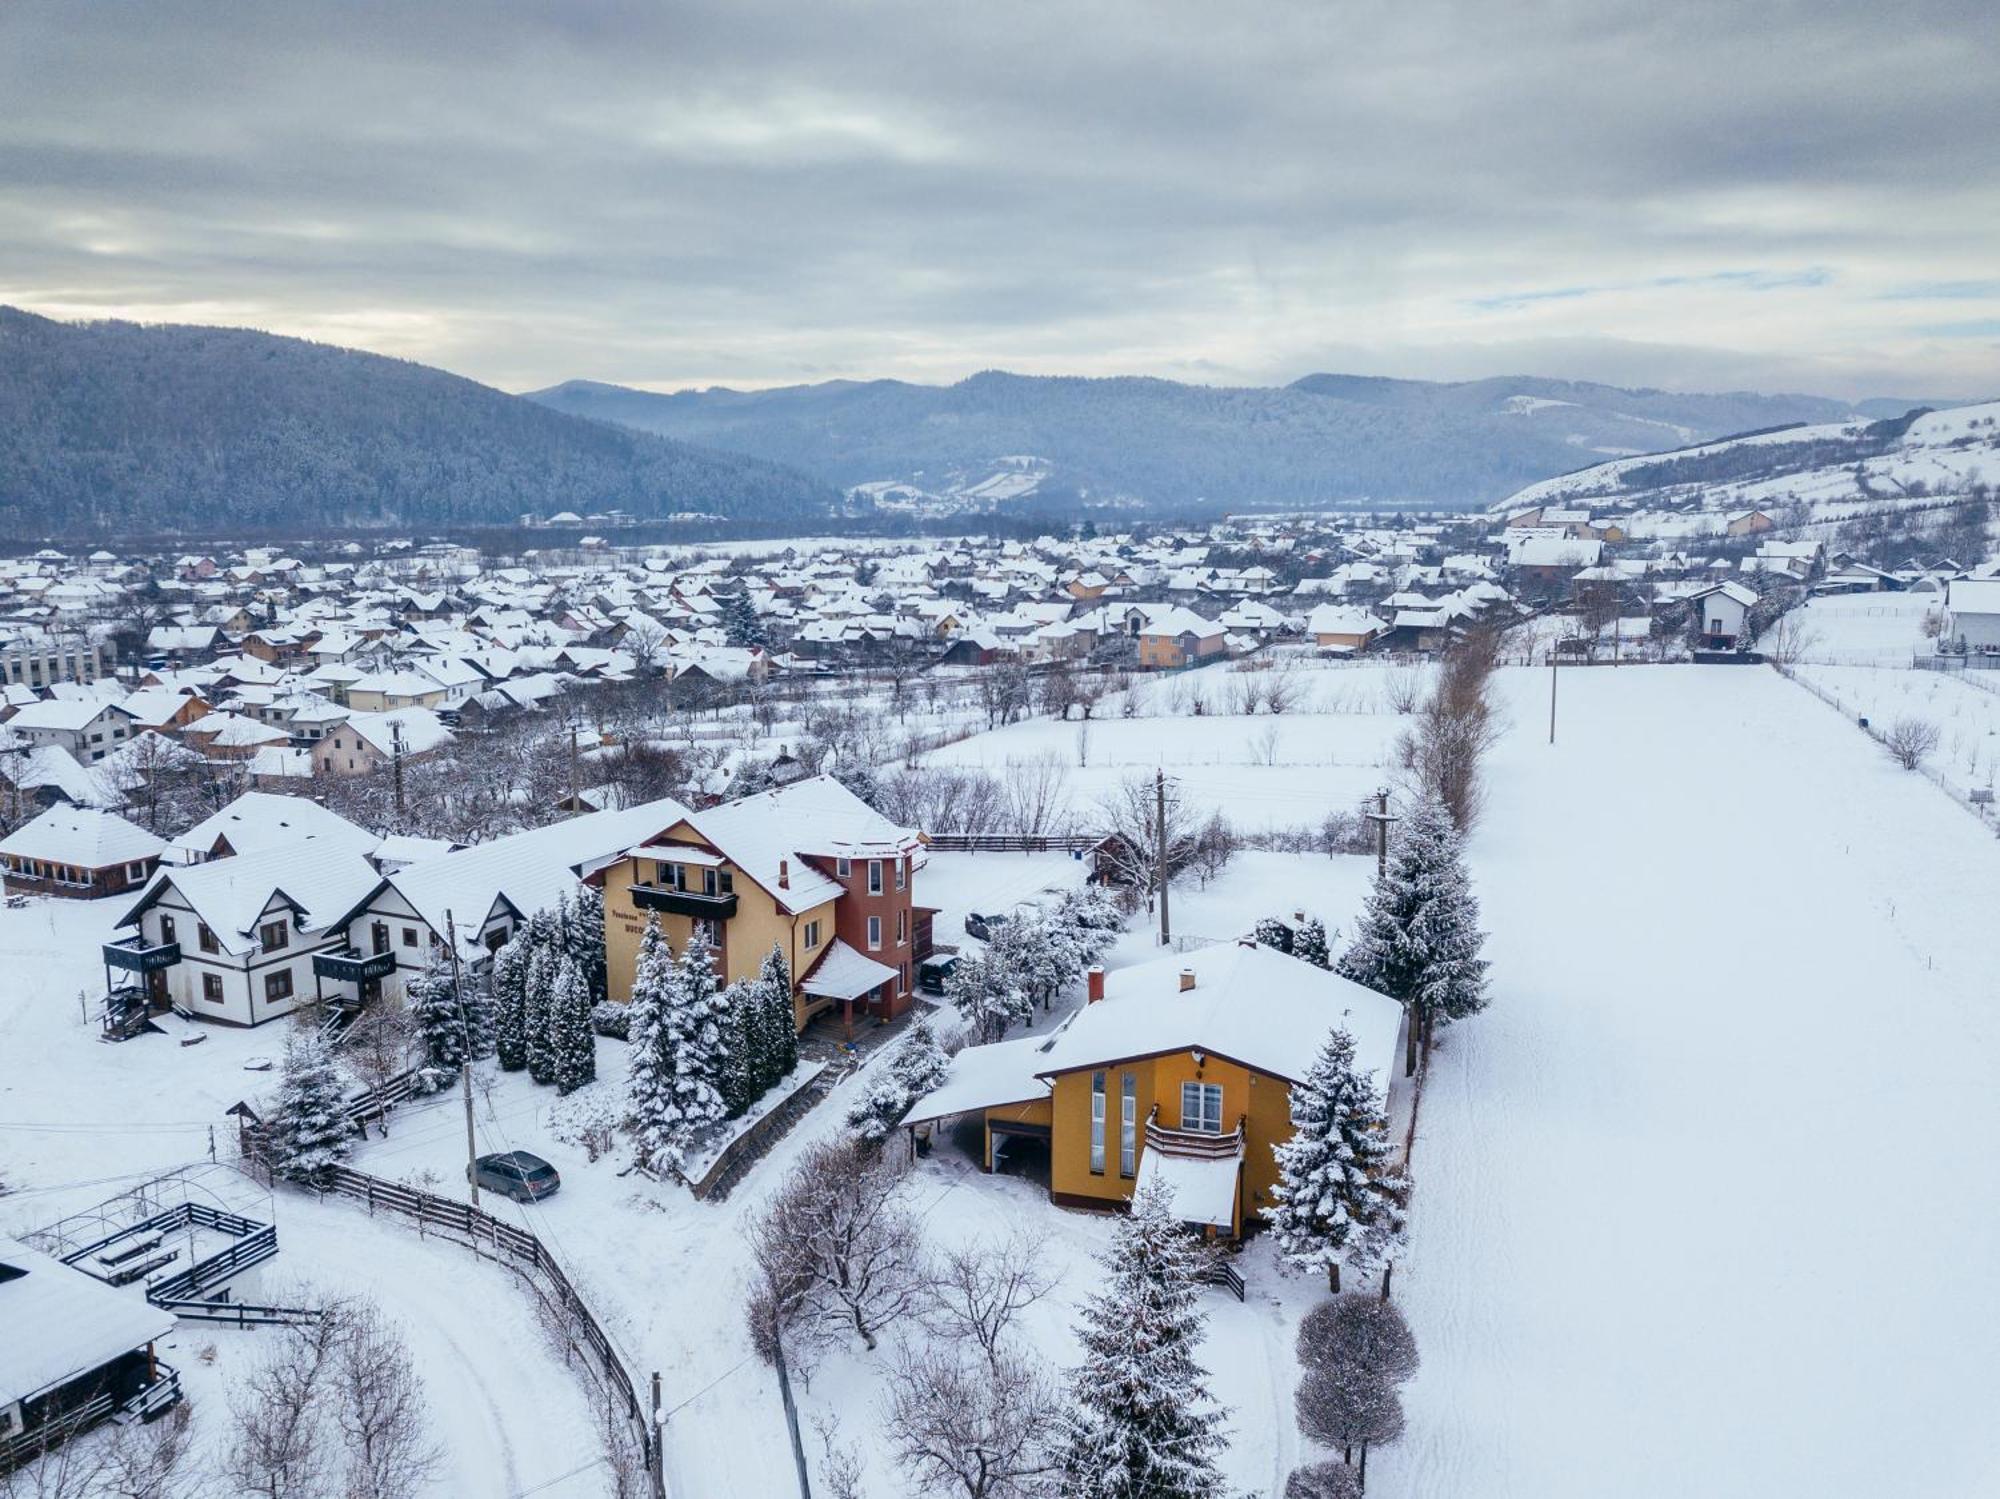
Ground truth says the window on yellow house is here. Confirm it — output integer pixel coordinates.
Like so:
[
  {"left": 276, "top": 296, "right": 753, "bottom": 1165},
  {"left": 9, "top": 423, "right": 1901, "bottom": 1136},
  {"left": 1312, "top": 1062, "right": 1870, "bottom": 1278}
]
[
  {"left": 1120, "top": 1072, "right": 1137, "bottom": 1175},
  {"left": 803, "top": 919, "right": 822, "bottom": 950},
  {"left": 1180, "top": 1081, "right": 1223, "bottom": 1133},
  {"left": 1089, "top": 1070, "right": 1106, "bottom": 1173}
]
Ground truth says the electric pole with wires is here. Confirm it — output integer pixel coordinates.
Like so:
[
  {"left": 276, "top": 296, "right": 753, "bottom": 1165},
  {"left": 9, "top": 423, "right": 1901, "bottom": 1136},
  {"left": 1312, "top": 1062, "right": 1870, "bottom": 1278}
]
[
  {"left": 1155, "top": 766, "right": 1172, "bottom": 947},
  {"left": 444, "top": 909, "right": 479, "bottom": 1208}
]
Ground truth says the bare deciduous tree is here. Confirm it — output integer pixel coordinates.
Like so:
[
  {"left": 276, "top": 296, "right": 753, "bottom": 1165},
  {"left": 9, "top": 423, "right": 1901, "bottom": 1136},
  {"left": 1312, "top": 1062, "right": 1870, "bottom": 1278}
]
[
  {"left": 330, "top": 1300, "right": 443, "bottom": 1499},
  {"left": 1002, "top": 751, "right": 1072, "bottom": 837},
  {"left": 226, "top": 1299, "right": 347, "bottom": 1499},
  {"left": 884, "top": 1345, "right": 1057, "bottom": 1499},
  {"left": 921, "top": 1234, "right": 1058, "bottom": 1371},
  {"left": 1886, "top": 716, "right": 1940, "bottom": 770},
  {"left": 750, "top": 1137, "right": 924, "bottom": 1356}
]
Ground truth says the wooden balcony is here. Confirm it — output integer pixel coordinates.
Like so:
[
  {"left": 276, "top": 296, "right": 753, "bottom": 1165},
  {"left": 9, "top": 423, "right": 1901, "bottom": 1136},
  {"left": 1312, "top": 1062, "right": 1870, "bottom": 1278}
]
[
  {"left": 101, "top": 935, "right": 181, "bottom": 974},
  {"left": 312, "top": 947, "right": 399, "bottom": 984},
  {"left": 1143, "top": 1115, "right": 1245, "bottom": 1160},
  {"left": 628, "top": 883, "right": 738, "bottom": 919}
]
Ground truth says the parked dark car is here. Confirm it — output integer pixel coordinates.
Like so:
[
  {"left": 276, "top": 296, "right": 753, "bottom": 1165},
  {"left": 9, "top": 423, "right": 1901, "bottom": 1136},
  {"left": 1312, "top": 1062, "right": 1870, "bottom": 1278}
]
[
  {"left": 469, "top": 1151, "right": 561, "bottom": 1203},
  {"left": 918, "top": 953, "right": 961, "bottom": 995},
  {"left": 964, "top": 911, "right": 1012, "bottom": 941}
]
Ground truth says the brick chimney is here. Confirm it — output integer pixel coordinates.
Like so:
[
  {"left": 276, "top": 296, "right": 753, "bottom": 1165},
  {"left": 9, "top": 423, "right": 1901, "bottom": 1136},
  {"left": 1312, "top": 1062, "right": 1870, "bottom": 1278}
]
[
  {"left": 777, "top": 858, "right": 789, "bottom": 889},
  {"left": 1086, "top": 964, "right": 1105, "bottom": 1003},
  {"left": 1179, "top": 967, "right": 1197, "bottom": 992}
]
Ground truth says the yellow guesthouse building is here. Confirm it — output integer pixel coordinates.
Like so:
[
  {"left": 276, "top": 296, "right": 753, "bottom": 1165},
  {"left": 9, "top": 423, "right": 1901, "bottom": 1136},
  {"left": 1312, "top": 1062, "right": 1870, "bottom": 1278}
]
[{"left": 906, "top": 941, "right": 1406, "bottom": 1237}]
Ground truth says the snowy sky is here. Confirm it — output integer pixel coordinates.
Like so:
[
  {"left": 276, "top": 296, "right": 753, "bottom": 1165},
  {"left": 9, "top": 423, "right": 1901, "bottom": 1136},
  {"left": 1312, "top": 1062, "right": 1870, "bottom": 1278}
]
[{"left": 1, "top": 0, "right": 1996, "bottom": 399}]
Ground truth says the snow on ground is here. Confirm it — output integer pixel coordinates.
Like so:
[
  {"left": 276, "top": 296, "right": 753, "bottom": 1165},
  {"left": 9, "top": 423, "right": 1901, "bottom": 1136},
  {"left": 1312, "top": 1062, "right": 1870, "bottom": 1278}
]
[
  {"left": 1791, "top": 591, "right": 1937, "bottom": 664},
  {"left": 1787, "top": 662, "right": 2000, "bottom": 813},
  {"left": 1382, "top": 664, "right": 2000, "bottom": 1499},
  {"left": 0, "top": 897, "right": 609, "bottom": 1497},
  {"left": 917, "top": 661, "right": 1415, "bottom": 833}
]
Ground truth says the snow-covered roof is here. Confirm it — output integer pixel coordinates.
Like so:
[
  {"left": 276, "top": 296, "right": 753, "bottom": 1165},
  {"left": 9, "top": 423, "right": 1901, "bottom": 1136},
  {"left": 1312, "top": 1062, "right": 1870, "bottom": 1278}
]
[
  {"left": 800, "top": 939, "right": 900, "bottom": 1001},
  {"left": 1945, "top": 578, "right": 2000, "bottom": 617},
  {"left": 5, "top": 697, "right": 131, "bottom": 731},
  {"left": 905, "top": 1034, "right": 1054, "bottom": 1123},
  {"left": 1136, "top": 1139, "right": 1243, "bottom": 1229},
  {"left": 1035, "top": 943, "right": 1404, "bottom": 1092},
  {"left": 374, "top": 795, "right": 692, "bottom": 960},
  {"left": 0, "top": 805, "right": 164, "bottom": 867},
  {"left": 174, "top": 792, "right": 378, "bottom": 861},
  {"left": 664, "top": 775, "right": 920, "bottom": 914},
  {"left": 0, "top": 1234, "right": 177, "bottom": 1405}
]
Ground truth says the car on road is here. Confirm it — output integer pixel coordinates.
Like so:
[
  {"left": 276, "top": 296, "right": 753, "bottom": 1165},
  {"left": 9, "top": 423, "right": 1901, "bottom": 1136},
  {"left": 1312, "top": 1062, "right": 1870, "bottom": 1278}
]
[
  {"left": 469, "top": 1151, "right": 561, "bottom": 1203},
  {"left": 964, "top": 911, "right": 1012, "bottom": 941}
]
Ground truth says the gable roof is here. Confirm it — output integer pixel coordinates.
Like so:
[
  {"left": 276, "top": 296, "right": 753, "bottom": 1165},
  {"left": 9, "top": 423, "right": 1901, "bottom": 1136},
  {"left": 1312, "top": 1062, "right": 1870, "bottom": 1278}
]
[
  {"left": 174, "top": 792, "right": 378, "bottom": 861},
  {"left": 0, "top": 1234, "right": 177, "bottom": 1406},
  {"left": 121, "top": 842, "right": 383, "bottom": 956},
  {"left": 0, "top": 805, "right": 164, "bottom": 867}
]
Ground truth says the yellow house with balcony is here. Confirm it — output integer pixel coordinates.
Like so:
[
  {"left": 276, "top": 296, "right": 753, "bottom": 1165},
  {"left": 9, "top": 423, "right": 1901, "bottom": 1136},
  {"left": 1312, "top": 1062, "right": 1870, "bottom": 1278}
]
[{"left": 906, "top": 941, "right": 1405, "bottom": 1237}]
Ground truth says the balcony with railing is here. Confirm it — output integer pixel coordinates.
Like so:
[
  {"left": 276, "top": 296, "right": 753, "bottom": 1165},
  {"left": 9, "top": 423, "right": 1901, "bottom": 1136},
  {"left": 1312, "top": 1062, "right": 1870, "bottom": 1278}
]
[
  {"left": 627, "top": 882, "right": 738, "bottom": 919},
  {"left": 312, "top": 946, "right": 399, "bottom": 984},
  {"left": 1143, "top": 1112, "right": 1246, "bottom": 1161},
  {"left": 100, "top": 934, "right": 181, "bottom": 975}
]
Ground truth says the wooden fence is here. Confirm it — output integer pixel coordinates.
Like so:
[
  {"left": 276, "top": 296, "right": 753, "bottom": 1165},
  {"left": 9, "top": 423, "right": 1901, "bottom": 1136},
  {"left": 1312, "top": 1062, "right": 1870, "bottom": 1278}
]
[
  {"left": 924, "top": 832, "right": 1102, "bottom": 853},
  {"left": 317, "top": 1165, "right": 664, "bottom": 1498}
]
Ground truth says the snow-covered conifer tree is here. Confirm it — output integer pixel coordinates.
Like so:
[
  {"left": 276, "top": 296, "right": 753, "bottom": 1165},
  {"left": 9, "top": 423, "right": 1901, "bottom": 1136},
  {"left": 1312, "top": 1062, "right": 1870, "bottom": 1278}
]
[
  {"left": 1336, "top": 792, "right": 1488, "bottom": 1072},
  {"left": 523, "top": 916, "right": 559, "bottom": 1086},
  {"left": 490, "top": 928, "right": 531, "bottom": 1072},
  {"left": 1254, "top": 915, "right": 1295, "bottom": 954},
  {"left": 718, "top": 980, "right": 759, "bottom": 1118},
  {"left": 568, "top": 883, "right": 609, "bottom": 1005},
  {"left": 1293, "top": 916, "right": 1332, "bottom": 970},
  {"left": 846, "top": 1016, "right": 952, "bottom": 1142},
  {"left": 270, "top": 1027, "right": 352, "bottom": 1183},
  {"left": 759, "top": 944, "right": 798, "bottom": 1080},
  {"left": 624, "top": 917, "right": 679, "bottom": 1171},
  {"left": 550, "top": 953, "right": 596, "bottom": 1095},
  {"left": 1268, "top": 1028, "right": 1407, "bottom": 1291},
  {"left": 405, "top": 953, "right": 466, "bottom": 1093},
  {"left": 1055, "top": 1181, "right": 1228, "bottom": 1498},
  {"left": 657, "top": 926, "right": 728, "bottom": 1166}
]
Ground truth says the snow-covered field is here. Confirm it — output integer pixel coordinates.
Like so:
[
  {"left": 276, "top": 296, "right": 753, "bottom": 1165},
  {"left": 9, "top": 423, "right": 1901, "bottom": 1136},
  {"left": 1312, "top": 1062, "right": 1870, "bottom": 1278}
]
[
  {"left": 916, "top": 661, "right": 1417, "bottom": 833},
  {"left": 1790, "top": 591, "right": 1937, "bottom": 665},
  {"left": 1383, "top": 665, "right": 2000, "bottom": 1498}
]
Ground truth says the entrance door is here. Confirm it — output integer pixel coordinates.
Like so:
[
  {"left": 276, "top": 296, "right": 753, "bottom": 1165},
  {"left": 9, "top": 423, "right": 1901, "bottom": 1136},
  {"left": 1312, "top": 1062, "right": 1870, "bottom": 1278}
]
[
  {"left": 371, "top": 921, "right": 390, "bottom": 954},
  {"left": 145, "top": 968, "right": 167, "bottom": 1009}
]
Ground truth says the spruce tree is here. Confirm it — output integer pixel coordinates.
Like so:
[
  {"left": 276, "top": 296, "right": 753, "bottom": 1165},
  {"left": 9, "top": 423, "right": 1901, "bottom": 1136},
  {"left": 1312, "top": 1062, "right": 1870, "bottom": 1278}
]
[
  {"left": 1269, "top": 1028, "right": 1407, "bottom": 1292},
  {"left": 523, "top": 917, "right": 559, "bottom": 1087},
  {"left": 846, "top": 1016, "right": 952, "bottom": 1142},
  {"left": 658, "top": 926, "right": 729, "bottom": 1167},
  {"left": 624, "top": 917, "right": 680, "bottom": 1171},
  {"left": 718, "top": 980, "right": 759, "bottom": 1119},
  {"left": 1056, "top": 1181, "right": 1229, "bottom": 1498},
  {"left": 569, "top": 883, "right": 609, "bottom": 1005},
  {"left": 550, "top": 954, "right": 596, "bottom": 1095},
  {"left": 1293, "top": 916, "right": 1332, "bottom": 970},
  {"left": 405, "top": 953, "right": 466, "bottom": 1093},
  {"left": 1254, "top": 915, "right": 1295, "bottom": 954},
  {"left": 1336, "top": 792, "right": 1488, "bottom": 1073},
  {"left": 491, "top": 927, "right": 531, "bottom": 1072},
  {"left": 270, "top": 1027, "right": 352, "bottom": 1184},
  {"left": 759, "top": 943, "right": 798, "bottom": 1080}
]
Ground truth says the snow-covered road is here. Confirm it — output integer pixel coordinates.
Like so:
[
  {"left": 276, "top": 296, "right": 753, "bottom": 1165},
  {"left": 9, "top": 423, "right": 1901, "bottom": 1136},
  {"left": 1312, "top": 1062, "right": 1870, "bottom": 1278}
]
[{"left": 1381, "top": 665, "right": 2000, "bottom": 1498}]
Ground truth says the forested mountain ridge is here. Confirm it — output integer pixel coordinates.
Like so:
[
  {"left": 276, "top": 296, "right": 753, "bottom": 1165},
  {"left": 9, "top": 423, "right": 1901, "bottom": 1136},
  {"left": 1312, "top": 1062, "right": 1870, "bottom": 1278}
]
[
  {"left": 529, "top": 369, "right": 1918, "bottom": 512},
  {"left": 0, "top": 307, "right": 838, "bottom": 535}
]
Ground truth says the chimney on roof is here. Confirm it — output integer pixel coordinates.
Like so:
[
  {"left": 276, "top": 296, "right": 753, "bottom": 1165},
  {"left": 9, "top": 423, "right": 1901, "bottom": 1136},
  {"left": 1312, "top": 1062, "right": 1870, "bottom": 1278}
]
[
  {"left": 1293, "top": 908, "right": 1305, "bottom": 924},
  {"left": 1179, "top": 967, "right": 1196, "bottom": 992},
  {"left": 778, "top": 858, "right": 789, "bottom": 889},
  {"left": 1086, "top": 964, "right": 1105, "bottom": 1003}
]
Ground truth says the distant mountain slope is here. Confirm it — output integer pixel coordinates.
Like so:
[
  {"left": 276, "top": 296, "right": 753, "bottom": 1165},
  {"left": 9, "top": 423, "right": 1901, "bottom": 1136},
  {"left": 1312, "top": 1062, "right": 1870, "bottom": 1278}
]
[
  {"left": 0, "top": 307, "right": 837, "bottom": 534},
  {"left": 529, "top": 370, "right": 1915, "bottom": 513},
  {"left": 1494, "top": 400, "right": 2000, "bottom": 518}
]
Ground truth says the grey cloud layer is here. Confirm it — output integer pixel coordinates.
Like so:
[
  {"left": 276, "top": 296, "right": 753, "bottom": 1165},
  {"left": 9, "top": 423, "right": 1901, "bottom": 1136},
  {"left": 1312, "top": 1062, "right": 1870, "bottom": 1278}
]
[{"left": 1, "top": 0, "right": 1995, "bottom": 396}]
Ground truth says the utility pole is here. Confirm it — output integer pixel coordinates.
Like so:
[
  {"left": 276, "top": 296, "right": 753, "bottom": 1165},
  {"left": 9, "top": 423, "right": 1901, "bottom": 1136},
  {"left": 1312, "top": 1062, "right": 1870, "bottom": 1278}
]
[
  {"left": 1364, "top": 788, "right": 1397, "bottom": 878},
  {"left": 568, "top": 717, "right": 580, "bottom": 811},
  {"left": 1154, "top": 767, "right": 1171, "bottom": 948},
  {"left": 391, "top": 721, "right": 406, "bottom": 818},
  {"left": 1548, "top": 647, "right": 1559, "bottom": 746},
  {"left": 444, "top": 909, "right": 479, "bottom": 1208}
]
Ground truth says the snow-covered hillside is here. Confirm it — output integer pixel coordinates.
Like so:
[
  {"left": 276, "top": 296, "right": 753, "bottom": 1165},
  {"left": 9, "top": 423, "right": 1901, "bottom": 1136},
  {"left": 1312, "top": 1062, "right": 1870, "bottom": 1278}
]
[{"left": 1495, "top": 400, "right": 2000, "bottom": 529}]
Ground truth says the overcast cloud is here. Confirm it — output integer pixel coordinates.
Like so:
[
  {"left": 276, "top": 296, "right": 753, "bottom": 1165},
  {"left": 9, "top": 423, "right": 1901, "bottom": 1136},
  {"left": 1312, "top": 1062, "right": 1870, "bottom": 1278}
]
[{"left": 2, "top": 0, "right": 1996, "bottom": 399}]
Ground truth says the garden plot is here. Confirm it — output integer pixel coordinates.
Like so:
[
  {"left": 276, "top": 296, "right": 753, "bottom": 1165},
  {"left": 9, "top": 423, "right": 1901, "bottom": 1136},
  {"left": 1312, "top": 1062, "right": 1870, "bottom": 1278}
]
[
  {"left": 1787, "top": 661, "right": 2000, "bottom": 804},
  {"left": 1790, "top": 592, "right": 1938, "bottom": 665}
]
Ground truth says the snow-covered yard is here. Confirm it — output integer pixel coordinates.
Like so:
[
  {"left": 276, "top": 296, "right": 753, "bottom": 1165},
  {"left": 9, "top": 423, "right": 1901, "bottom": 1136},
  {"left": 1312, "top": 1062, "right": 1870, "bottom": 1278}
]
[{"left": 1383, "top": 664, "right": 2000, "bottom": 1498}]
